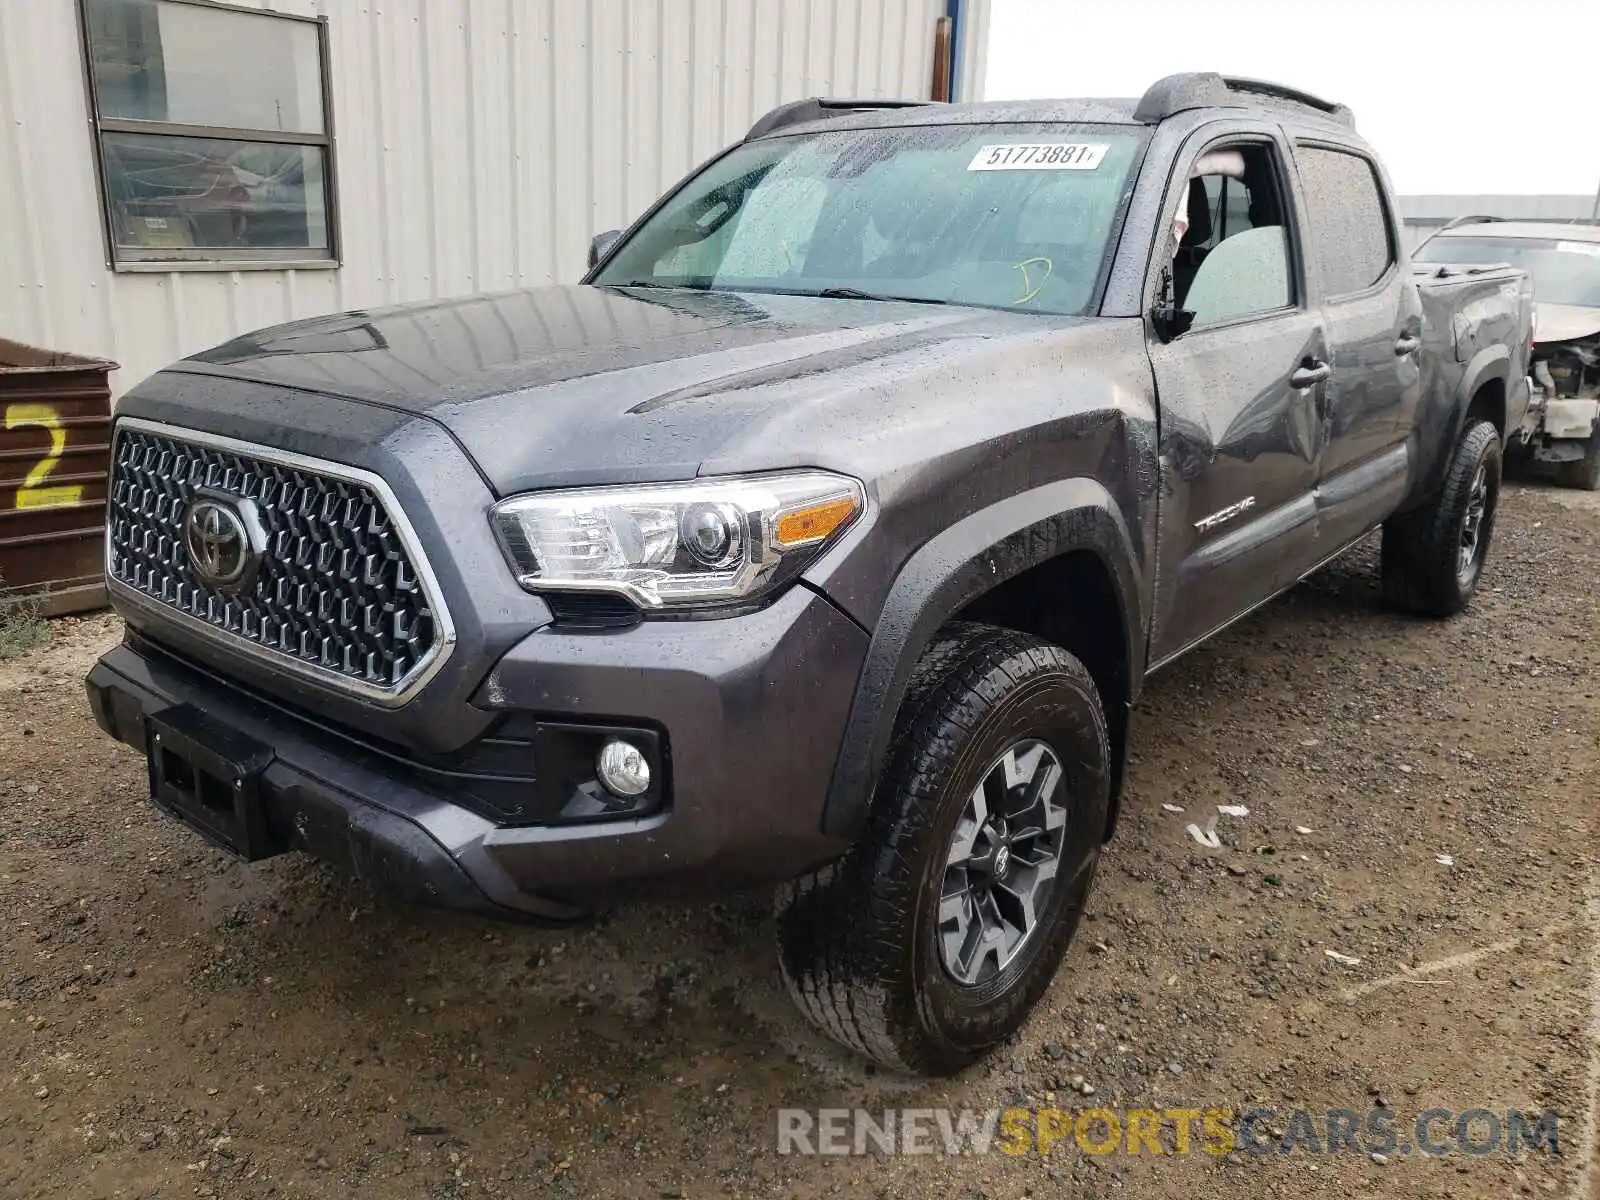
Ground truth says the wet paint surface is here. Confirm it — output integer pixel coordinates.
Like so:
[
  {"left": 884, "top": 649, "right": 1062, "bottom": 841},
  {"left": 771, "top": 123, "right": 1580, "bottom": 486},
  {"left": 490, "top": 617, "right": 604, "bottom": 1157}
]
[{"left": 105, "top": 95, "right": 1533, "bottom": 902}]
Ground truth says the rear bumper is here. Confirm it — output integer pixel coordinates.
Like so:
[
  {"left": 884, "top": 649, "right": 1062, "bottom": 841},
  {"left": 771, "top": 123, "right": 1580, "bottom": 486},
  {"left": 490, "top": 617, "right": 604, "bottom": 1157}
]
[{"left": 84, "top": 584, "right": 867, "bottom": 919}]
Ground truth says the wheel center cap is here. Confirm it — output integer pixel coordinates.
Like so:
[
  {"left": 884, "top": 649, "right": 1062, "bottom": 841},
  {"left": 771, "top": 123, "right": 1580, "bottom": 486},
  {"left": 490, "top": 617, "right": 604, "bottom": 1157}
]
[{"left": 993, "top": 843, "right": 1012, "bottom": 879}]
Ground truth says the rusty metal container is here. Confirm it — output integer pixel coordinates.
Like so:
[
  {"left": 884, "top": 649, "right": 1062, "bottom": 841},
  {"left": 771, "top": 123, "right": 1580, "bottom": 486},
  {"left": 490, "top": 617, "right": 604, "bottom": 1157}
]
[{"left": 0, "top": 339, "right": 117, "bottom": 617}]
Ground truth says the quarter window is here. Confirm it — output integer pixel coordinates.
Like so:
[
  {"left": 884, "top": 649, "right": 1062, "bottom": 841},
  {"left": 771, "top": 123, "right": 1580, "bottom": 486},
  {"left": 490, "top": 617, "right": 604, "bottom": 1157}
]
[
  {"left": 1295, "top": 146, "right": 1394, "bottom": 297},
  {"left": 80, "top": 0, "right": 337, "bottom": 268}
]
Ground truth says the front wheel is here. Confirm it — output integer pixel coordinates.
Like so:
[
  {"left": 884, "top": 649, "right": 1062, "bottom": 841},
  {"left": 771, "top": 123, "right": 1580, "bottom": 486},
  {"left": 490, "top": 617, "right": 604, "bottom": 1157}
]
[
  {"left": 1381, "top": 419, "right": 1502, "bottom": 617},
  {"left": 775, "top": 622, "right": 1109, "bottom": 1076}
]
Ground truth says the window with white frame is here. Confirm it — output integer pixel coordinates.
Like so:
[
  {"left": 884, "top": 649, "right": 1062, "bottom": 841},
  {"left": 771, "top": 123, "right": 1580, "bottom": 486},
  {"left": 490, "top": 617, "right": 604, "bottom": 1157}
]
[{"left": 80, "top": 0, "right": 338, "bottom": 268}]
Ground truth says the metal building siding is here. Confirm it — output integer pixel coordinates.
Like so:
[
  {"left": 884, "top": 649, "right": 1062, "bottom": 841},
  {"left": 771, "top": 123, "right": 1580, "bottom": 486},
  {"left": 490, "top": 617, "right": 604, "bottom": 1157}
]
[
  {"left": 1396, "top": 193, "right": 1599, "bottom": 252},
  {"left": 1396, "top": 194, "right": 1598, "bottom": 223},
  {"left": 0, "top": 0, "right": 972, "bottom": 399}
]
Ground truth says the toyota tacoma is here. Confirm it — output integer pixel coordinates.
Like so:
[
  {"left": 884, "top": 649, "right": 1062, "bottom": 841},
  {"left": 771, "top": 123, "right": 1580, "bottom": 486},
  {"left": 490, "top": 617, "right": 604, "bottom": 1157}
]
[{"left": 87, "top": 74, "right": 1533, "bottom": 1075}]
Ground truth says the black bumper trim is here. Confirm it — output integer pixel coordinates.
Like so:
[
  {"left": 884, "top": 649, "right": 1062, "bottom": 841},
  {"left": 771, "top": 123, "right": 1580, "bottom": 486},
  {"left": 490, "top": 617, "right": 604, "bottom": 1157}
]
[{"left": 86, "top": 651, "right": 587, "bottom": 924}]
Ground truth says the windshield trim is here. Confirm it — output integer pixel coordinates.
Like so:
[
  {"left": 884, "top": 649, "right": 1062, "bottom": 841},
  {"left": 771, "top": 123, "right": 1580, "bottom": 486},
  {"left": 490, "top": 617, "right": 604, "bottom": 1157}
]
[
  {"left": 600, "top": 280, "right": 1093, "bottom": 318},
  {"left": 585, "top": 121, "right": 1155, "bottom": 320}
]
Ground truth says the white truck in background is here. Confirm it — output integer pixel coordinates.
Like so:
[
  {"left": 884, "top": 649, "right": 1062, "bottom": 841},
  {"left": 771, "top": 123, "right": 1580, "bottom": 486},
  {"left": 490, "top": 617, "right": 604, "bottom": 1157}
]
[{"left": 1416, "top": 219, "right": 1600, "bottom": 490}]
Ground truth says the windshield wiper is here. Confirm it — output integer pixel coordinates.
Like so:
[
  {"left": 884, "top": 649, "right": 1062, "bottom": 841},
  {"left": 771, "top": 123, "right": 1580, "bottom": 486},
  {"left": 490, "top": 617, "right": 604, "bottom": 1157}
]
[
  {"left": 608, "top": 282, "right": 953, "bottom": 306},
  {"left": 813, "top": 287, "right": 949, "bottom": 305},
  {"left": 610, "top": 279, "right": 714, "bottom": 291}
]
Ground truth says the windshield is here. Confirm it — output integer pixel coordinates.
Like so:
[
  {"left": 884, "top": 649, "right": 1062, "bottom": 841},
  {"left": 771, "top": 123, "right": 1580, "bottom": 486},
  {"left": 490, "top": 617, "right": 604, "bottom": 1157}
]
[
  {"left": 593, "top": 123, "right": 1148, "bottom": 316},
  {"left": 1416, "top": 235, "right": 1600, "bottom": 309}
]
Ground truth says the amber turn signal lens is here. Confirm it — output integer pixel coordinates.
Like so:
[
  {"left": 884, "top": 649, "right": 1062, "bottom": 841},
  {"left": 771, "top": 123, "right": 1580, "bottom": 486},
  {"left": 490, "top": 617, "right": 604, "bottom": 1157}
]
[{"left": 774, "top": 495, "right": 858, "bottom": 547}]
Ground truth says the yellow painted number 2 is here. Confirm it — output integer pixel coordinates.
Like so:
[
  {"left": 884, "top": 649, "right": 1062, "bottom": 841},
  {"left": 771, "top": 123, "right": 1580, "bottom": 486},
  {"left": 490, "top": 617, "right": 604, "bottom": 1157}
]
[{"left": 5, "top": 403, "right": 84, "bottom": 510}]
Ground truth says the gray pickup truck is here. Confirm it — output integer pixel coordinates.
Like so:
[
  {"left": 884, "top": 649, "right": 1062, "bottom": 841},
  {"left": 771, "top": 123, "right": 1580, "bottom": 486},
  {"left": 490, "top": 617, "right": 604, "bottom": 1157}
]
[{"left": 86, "top": 73, "right": 1533, "bottom": 1075}]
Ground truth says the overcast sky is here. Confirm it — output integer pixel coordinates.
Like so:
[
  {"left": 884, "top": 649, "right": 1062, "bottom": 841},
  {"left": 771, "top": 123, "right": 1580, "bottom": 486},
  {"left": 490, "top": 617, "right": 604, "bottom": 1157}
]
[{"left": 983, "top": 0, "right": 1600, "bottom": 198}]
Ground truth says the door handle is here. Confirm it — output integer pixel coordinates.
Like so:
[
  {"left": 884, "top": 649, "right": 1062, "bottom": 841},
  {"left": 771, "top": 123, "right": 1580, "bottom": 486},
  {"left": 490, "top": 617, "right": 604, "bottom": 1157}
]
[
  {"left": 1395, "top": 333, "right": 1422, "bottom": 357},
  {"left": 1290, "top": 359, "right": 1331, "bottom": 389}
]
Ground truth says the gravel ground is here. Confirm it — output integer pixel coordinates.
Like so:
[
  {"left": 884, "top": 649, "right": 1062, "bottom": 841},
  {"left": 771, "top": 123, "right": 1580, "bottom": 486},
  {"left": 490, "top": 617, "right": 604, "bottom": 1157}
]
[{"left": 1, "top": 480, "right": 1596, "bottom": 1200}]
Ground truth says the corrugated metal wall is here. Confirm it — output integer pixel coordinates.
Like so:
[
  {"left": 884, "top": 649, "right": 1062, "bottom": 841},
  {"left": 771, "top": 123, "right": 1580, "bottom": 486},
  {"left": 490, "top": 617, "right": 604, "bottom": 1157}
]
[
  {"left": 1396, "top": 194, "right": 1600, "bottom": 253},
  {"left": 0, "top": 0, "right": 986, "bottom": 398}
]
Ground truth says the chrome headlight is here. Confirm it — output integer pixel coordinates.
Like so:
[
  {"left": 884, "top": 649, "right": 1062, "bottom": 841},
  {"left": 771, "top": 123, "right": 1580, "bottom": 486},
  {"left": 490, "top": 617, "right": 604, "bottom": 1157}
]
[{"left": 490, "top": 472, "right": 864, "bottom": 610}]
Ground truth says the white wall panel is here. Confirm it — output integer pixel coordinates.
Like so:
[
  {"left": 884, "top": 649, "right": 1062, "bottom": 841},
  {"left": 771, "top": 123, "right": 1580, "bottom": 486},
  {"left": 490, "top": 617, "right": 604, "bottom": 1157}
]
[{"left": 0, "top": 0, "right": 980, "bottom": 398}]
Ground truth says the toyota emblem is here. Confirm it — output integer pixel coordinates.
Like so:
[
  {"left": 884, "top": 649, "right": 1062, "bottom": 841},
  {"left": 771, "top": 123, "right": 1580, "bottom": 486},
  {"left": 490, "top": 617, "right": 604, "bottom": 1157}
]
[{"left": 183, "top": 493, "right": 263, "bottom": 590}]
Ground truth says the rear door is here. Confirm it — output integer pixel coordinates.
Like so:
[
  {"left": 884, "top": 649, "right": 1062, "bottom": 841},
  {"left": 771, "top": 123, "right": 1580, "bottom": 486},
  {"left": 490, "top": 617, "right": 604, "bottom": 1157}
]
[
  {"left": 1146, "top": 126, "right": 1330, "bottom": 665},
  {"left": 1290, "top": 140, "right": 1423, "bottom": 551}
]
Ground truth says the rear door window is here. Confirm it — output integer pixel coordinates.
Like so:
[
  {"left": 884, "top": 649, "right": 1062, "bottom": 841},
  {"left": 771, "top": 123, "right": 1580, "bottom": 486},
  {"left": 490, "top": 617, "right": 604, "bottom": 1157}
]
[{"left": 1294, "top": 146, "right": 1395, "bottom": 297}]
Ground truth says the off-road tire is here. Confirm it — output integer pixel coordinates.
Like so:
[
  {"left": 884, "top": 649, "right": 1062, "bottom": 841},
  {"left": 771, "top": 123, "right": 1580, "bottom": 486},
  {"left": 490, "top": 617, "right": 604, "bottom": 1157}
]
[
  {"left": 1381, "top": 419, "right": 1501, "bottom": 617},
  {"left": 775, "top": 622, "right": 1109, "bottom": 1076},
  {"left": 1555, "top": 428, "right": 1600, "bottom": 491}
]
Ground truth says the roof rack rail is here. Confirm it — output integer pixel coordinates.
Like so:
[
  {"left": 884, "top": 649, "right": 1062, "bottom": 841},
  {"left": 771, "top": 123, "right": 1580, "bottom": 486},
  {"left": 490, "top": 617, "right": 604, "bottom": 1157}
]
[
  {"left": 1434, "top": 214, "right": 1506, "bottom": 233},
  {"left": 744, "top": 97, "right": 939, "bottom": 141},
  {"left": 1133, "top": 73, "right": 1354, "bottom": 128},
  {"left": 1411, "top": 214, "right": 1507, "bottom": 256}
]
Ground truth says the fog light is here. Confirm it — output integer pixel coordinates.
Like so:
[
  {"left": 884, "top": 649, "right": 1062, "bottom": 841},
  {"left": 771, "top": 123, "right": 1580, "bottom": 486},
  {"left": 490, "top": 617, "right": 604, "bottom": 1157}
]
[{"left": 596, "top": 738, "right": 651, "bottom": 798}]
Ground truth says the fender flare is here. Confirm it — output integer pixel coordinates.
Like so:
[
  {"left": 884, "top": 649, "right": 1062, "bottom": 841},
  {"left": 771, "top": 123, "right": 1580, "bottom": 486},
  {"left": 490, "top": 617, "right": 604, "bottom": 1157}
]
[
  {"left": 1407, "top": 344, "right": 1513, "bottom": 510},
  {"left": 819, "top": 478, "right": 1145, "bottom": 840},
  {"left": 1456, "top": 343, "right": 1511, "bottom": 436}
]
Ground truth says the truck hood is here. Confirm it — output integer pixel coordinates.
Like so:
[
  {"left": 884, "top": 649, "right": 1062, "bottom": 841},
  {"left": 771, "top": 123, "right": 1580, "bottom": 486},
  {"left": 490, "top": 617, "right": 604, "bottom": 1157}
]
[
  {"left": 1536, "top": 302, "right": 1600, "bottom": 345},
  {"left": 169, "top": 285, "right": 1081, "bottom": 494}
]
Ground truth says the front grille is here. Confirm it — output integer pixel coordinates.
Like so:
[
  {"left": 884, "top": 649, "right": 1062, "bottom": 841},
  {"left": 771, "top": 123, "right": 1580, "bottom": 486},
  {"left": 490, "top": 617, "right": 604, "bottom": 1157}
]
[{"left": 108, "top": 424, "right": 444, "bottom": 697}]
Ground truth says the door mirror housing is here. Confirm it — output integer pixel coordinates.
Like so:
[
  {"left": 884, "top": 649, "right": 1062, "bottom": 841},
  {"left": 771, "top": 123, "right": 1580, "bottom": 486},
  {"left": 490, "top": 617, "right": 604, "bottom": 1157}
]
[
  {"left": 1151, "top": 303, "right": 1196, "bottom": 343},
  {"left": 1150, "top": 264, "right": 1196, "bottom": 343},
  {"left": 588, "top": 230, "right": 623, "bottom": 271}
]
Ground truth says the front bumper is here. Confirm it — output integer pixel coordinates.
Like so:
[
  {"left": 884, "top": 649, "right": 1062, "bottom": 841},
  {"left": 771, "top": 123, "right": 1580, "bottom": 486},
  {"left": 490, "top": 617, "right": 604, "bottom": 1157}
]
[
  {"left": 1538, "top": 396, "right": 1600, "bottom": 449},
  {"left": 85, "top": 584, "right": 867, "bottom": 919}
]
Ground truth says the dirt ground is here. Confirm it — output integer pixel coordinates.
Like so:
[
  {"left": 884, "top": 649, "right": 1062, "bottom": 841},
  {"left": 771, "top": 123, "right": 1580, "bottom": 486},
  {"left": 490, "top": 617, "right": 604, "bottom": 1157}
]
[{"left": 1, "top": 480, "right": 1596, "bottom": 1200}]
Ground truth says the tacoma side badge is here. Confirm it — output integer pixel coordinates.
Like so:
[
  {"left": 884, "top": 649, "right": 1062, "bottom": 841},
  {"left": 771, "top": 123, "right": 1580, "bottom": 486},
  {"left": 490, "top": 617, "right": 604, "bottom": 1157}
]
[{"left": 1194, "top": 496, "right": 1257, "bottom": 533}]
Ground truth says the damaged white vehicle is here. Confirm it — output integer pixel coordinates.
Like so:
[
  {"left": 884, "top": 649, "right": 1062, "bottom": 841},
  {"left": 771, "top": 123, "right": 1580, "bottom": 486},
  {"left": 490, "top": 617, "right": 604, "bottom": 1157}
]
[{"left": 1416, "top": 220, "right": 1600, "bottom": 489}]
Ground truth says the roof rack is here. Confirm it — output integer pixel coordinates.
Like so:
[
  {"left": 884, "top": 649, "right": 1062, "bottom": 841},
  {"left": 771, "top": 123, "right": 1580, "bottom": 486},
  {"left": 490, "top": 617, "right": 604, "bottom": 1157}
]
[
  {"left": 1434, "top": 214, "right": 1507, "bottom": 233},
  {"left": 744, "top": 97, "right": 939, "bottom": 141},
  {"left": 1410, "top": 214, "right": 1509, "bottom": 256},
  {"left": 1133, "top": 73, "right": 1354, "bottom": 128}
]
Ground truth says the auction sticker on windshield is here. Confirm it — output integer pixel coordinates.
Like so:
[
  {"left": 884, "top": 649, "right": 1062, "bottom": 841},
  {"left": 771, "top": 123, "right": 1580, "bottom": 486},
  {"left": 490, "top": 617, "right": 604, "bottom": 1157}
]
[{"left": 967, "top": 143, "right": 1108, "bottom": 171}]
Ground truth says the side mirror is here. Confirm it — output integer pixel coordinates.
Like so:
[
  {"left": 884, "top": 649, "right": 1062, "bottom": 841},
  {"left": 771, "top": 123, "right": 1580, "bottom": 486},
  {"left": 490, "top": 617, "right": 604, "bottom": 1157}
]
[
  {"left": 1149, "top": 264, "right": 1195, "bottom": 344},
  {"left": 1150, "top": 304, "right": 1195, "bottom": 343},
  {"left": 588, "top": 229, "right": 623, "bottom": 271}
]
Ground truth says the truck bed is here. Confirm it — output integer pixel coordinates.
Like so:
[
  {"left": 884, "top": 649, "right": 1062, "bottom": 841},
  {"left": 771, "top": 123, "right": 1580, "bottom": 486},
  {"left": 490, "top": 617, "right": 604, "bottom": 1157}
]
[{"left": 1412, "top": 261, "right": 1537, "bottom": 443}]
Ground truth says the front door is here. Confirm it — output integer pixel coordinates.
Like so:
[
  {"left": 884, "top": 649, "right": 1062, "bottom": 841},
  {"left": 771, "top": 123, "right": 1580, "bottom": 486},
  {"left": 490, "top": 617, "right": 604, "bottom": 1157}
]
[{"left": 1146, "top": 135, "right": 1329, "bottom": 665}]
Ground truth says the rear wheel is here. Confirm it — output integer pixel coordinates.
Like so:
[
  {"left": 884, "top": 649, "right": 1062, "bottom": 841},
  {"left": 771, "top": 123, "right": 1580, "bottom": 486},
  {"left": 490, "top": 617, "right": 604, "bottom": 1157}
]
[
  {"left": 775, "top": 622, "right": 1109, "bottom": 1075},
  {"left": 1381, "top": 419, "right": 1501, "bottom": 617}
]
